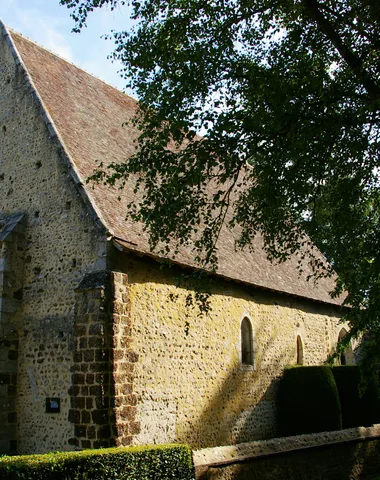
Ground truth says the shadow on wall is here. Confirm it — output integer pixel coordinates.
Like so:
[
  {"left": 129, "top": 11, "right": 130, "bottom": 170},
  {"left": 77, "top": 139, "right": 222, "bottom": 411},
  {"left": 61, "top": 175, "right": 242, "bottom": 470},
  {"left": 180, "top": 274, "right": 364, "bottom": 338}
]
[
  {"left": 176, "top": 322, "right": 294, "bottom": 448},
  {"left": 114, "top": 252, "right": 343, "bottom": 449},
  {"left": 204, "top": 433, "right": 380, "bottom": 480}
]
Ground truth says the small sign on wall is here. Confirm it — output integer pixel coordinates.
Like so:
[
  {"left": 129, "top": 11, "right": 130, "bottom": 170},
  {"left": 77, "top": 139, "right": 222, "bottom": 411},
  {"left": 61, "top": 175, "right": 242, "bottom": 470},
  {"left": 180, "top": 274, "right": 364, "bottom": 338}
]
[{"left": 46, "top": 397, "right": 60, "bottom": 414}]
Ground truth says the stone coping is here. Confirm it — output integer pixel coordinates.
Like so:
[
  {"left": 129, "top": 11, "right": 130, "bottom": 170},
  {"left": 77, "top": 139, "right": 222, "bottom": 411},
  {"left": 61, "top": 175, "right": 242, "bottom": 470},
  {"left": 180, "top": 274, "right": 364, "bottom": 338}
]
[{"left": 193, "top": 425, "right": 380, "bottom": 468}]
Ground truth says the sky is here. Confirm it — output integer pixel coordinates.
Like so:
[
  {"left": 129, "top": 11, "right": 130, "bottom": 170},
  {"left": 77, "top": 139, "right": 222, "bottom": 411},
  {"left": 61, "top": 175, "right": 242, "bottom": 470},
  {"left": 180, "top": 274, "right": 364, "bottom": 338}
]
[{"left": 0, "top": 0, "right": 135, "bottom": 93}]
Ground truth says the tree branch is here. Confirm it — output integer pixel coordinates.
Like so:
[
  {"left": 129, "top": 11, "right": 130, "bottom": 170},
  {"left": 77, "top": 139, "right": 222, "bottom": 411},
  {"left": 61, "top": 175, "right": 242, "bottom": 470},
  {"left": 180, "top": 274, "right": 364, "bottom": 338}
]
[{"left": 303, "top": 0, "right": 380, "bottom": 102}]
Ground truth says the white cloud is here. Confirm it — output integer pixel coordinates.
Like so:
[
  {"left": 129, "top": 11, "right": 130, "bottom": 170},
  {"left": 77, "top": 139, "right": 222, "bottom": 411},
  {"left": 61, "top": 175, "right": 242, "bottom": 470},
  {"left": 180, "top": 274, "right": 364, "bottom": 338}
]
[
  {"left": 11, "top": 8, "right": 74, "bottom": 62},
  {"left": 81, "top": 58, "right": 125, "bottom": 90},
  {"left": 1, "top": 1, "right": 74, "bottom": 63},
  {"left": 1, "top": 0, "right": 136, "bottom": 90},
  {"left": 39, "top": 25, "right": 74, "bottom": 62}
]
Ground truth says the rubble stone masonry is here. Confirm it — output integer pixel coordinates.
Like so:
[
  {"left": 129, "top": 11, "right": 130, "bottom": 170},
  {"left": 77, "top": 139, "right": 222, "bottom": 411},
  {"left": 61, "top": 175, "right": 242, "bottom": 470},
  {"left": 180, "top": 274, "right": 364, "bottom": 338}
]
[
  {"left": 113, "top": 254, "right": 347, "bottom": 450},
  {"left": 0, "top": 28, "right": 107, "bottom": 453}
]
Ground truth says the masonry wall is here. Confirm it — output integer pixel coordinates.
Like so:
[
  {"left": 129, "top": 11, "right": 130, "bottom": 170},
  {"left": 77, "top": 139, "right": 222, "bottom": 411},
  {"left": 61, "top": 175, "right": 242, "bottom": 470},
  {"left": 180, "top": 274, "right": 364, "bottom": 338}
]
[
  {"left": 0, "top": 33, "right": 107, "bottom": 453},
  {"left": 0, "top": 215, "right": 25, "bottom": 453},
  {"left": 69, "top": 271, "right": 140, "bottom": 450},
  {"left": 111, "top": 252, "right": 346, "bottom": 450},
  {"left": 193, "top": 426, "right": 380, "bottom": 479}
]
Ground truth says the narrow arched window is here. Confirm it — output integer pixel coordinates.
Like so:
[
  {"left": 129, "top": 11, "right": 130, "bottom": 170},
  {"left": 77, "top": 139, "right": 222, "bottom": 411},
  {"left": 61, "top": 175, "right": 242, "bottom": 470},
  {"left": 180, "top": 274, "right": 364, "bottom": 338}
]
[
  {"left": 338, "top": 328, "right": 354, "bottom": 365},
  {"left": 296, "top": 335, "right": 303, "bottom": 365},
  {"left": 241, "top": 317, "right": 254, "bottom": 366}
]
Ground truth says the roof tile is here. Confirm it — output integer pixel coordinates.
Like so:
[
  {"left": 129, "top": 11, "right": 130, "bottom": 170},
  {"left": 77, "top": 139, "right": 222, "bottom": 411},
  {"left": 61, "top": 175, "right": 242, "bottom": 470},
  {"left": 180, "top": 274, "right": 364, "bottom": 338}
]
[{"left": 9, "top": 30, "right": 342, "bottom": 305}]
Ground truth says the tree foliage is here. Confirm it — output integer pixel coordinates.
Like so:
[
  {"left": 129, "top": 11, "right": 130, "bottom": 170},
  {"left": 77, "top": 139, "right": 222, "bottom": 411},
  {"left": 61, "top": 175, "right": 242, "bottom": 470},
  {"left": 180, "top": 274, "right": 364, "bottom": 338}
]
[{"left": 60, "top": 0, "right": 380, "bottom": 367}]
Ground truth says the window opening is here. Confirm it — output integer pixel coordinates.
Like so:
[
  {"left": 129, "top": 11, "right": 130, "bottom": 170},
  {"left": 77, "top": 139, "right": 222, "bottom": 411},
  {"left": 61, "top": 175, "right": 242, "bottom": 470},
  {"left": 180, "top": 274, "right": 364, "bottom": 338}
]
[
  {"left": 338, "top": 328, "right": 354, "bottom": 365},
  {"left": 241, "top": 317, "right": 254, "bottom": 366},
  {"left": 296, "top": 335, "right": 303, "bottom": 365}
]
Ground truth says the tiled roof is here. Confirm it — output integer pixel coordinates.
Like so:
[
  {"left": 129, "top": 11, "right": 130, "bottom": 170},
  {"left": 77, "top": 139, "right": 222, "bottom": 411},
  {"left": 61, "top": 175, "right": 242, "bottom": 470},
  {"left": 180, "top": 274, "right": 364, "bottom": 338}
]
[{"left": 5, "top": 26, "right": 342, "bottom": 305}]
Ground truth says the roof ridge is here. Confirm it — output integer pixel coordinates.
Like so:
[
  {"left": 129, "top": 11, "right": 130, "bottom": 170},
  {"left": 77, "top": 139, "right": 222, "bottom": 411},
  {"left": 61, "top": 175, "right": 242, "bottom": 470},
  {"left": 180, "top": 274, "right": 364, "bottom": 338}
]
[{"left": 0, "top": 18, "right": 111, "bottom": 238}]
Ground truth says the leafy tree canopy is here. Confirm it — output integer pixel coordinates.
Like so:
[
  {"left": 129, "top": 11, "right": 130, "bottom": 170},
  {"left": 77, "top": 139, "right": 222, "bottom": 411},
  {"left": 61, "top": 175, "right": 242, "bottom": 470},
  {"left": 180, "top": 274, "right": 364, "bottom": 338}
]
[{"left": 60, "top": 0, "right": 380, "bottom": 368}]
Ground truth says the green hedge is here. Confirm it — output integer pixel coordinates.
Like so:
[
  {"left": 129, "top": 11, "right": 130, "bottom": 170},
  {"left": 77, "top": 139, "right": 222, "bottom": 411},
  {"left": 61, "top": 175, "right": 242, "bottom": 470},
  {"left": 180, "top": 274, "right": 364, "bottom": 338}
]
[
  {"left": 331, "top": 365, "right": 380, "bottom": 428},
  {"left": 277, "top": 366, "right": 342, "bottom": 437},
  {"left": 0, "top": 444, "right": 195, "bottom": 480}
]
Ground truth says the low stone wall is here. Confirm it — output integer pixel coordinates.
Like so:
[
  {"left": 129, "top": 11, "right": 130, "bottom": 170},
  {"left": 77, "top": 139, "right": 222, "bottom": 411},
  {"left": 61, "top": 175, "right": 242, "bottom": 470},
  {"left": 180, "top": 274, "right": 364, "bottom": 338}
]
[{"left": 193, "top": 425, "right": 380, "bottom": 479}]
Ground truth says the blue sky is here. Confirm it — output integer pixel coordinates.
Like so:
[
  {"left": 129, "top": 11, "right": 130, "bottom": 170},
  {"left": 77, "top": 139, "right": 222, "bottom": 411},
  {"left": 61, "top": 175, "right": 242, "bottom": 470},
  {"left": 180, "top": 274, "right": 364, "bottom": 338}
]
[{"left": 1, "top": 0, "right": 134, "bottom": 92}]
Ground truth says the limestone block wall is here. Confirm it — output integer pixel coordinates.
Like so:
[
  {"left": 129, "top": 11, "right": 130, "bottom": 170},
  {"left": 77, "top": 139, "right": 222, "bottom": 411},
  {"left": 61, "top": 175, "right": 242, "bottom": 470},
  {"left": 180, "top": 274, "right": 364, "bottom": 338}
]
[
  {"left": 70, "top": 271, "right": 141, "bottom": 450},
  {"left": 0, "top": 32, "right": 107, "bottom": 453},
  {"left": 112, "top": 271, "right": 141, "bottom": 446},
  {"left": 111, "top": 253, "right": 346, "bottom": 450},
  {"left": 70, "top": 272, "right": 115, "bottom": 450}
]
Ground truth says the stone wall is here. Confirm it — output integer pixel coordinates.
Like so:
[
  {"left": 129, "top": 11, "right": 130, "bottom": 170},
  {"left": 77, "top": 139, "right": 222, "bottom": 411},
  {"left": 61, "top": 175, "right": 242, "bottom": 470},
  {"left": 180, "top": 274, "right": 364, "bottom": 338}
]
[
  {"left": 70, "top": 272, "right": 115, "bottom": 450},
  {"left": 0, "top": 29, "right": 107, "bottom": 453},
  {"left": 193, "top": 425, "right": 380, "bottom": 479},
  {"left": 112, "top": 271, "right": 141, "bottom": 446},
  {"left": 0, "top": 214, "right": 25, "bottom": 453},
  {"left": 110, "top": 252, "right": 347, "bottom": 450},
  {"left": 69, "top": 271, "right": 140, "bottom": 449},
  {"left": 0, "top": 341, "right": 18, "bottom": 454}
]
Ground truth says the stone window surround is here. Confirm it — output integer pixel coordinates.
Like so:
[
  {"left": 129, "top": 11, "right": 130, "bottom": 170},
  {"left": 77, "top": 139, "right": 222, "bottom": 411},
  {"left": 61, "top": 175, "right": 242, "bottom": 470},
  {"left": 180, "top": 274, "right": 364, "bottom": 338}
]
[{"left": 240, "top": 315, "right": 256, "bottom": 371}]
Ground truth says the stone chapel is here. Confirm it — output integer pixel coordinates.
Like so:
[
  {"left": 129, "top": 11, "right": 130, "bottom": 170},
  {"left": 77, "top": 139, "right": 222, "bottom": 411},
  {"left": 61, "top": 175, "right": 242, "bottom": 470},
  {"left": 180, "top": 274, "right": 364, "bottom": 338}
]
[{"left": 0, "top": 21, "right": 350, "bottom": 455}]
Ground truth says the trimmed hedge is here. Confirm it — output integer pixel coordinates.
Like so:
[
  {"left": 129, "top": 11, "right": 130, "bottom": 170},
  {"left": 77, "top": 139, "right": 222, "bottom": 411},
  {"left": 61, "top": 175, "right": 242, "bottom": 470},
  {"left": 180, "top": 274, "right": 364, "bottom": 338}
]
[
  {"left": 331, "top": 365, "right": 380, "bottom": 428},
  {"left": 277, "top": 366, "right": 342, "bottom": 437},
  {"left": 0, "top": 444, "right": 195, "bottom": 480}
]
